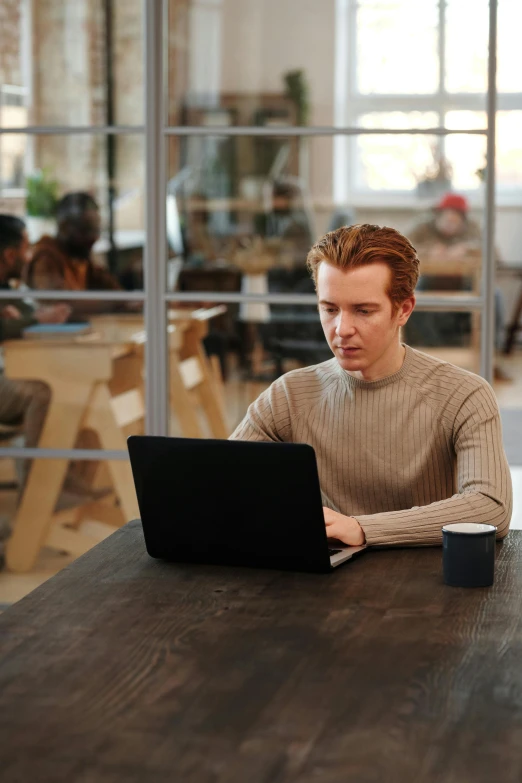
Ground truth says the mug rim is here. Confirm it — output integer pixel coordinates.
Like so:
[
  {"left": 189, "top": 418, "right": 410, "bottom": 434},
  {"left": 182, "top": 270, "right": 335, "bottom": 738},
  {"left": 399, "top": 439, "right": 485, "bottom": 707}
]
[{"left": 442, "top": 522, "right": 497, "bottom": 536}]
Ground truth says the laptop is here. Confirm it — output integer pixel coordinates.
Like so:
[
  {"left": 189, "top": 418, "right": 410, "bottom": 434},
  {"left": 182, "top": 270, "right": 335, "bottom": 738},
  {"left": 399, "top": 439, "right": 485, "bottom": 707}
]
[{"left": 127, "top": 436, "right": 367, "bottom": 573}]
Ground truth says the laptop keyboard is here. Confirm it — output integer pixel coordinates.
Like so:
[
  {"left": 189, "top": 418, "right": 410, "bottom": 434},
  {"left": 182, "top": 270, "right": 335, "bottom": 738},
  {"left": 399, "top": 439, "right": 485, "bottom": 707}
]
[{"left": 328, "top": 548, "right": 342, "bottom": 556}]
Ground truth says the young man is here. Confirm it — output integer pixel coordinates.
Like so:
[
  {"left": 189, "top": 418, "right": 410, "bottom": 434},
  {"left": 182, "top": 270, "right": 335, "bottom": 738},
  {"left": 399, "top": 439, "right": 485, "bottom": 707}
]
[{"left": 231, "top": 224, "right": 512, "bottom": 548}]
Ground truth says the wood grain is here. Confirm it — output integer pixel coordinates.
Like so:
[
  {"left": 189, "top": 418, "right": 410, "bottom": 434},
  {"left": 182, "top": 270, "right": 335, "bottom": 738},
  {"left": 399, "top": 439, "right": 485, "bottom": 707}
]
[{"left": 1, "top": 523, "right": 522, "bottom": 783}]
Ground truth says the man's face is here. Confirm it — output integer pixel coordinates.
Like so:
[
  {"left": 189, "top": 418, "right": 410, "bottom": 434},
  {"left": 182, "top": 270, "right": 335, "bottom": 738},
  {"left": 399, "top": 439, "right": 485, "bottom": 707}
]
[
  {"left": 1, "top": 230, "right": 31, "bottom": 281},
  {"left": 59, "top": 208, "right": 101, "bottom": 254},
  {"left": 317, "top": 261, "right": 414, "bottom": 378},
  {"left": 434, "top": 208, "right": 466, "bottom": 238}
]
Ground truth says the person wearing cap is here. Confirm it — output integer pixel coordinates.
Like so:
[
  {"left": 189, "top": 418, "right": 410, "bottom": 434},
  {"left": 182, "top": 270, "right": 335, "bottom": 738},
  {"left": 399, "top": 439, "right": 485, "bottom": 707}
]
[
  {"left": 408, "top": 192, "right": 485, "bottom": 261},
  {"left": 406, "top": 192, "right": 507, "bottom": 377}
]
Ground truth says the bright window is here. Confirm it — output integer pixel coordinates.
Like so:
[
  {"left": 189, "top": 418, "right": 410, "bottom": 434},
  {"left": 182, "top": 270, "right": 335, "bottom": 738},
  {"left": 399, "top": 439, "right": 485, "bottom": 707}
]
[{"left": 335, "top": 0, "right": 522, "bottom": 200}]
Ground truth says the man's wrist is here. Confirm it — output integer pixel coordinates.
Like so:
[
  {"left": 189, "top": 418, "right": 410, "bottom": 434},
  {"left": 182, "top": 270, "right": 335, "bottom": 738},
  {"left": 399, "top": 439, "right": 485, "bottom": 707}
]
[{"left": 349, "top": 516, "right": 366, "bottom": 546}]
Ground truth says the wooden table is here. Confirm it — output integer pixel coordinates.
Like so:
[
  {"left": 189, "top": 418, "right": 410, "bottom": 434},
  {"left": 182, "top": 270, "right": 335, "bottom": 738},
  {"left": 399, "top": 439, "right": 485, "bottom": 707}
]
[
  {"left": 1, "top": 521, "right": 521, "bottom": 783},
  {"left": 3, "top": 308, "right": 228, "bottom": 573}
]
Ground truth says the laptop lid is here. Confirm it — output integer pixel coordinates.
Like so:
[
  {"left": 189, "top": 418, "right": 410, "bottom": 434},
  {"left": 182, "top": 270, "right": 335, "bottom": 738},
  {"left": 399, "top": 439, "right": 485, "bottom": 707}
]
[{"left": 127, "top": 436, "right": 333, "bottom": 573}]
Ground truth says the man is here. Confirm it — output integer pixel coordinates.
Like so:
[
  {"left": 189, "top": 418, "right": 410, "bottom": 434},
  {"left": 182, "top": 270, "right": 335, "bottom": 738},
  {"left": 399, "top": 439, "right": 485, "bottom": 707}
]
[
  {"left": 408, "top": 192, "right": 483, "bottom": 260},
  {"left": 0, "top": 215, "right": 107, "bottom": 548},
  {"left": 27, "top": 192, "right": 123, "bottom": 316},
  {"left": 407, "top": 193, "right": 507, "bottom": 371},
  {"left": 0, "top": 214, "right": 71, "bottom": 336},
  {"left": 0, "top": 215, "right": 69, "bottom": 479},
  {"left": 231, "top": 224, "right": 512, "bottom": 547}
]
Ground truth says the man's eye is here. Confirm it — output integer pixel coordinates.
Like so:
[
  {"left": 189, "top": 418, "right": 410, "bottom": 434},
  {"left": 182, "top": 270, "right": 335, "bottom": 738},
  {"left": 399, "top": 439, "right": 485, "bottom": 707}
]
[
  {"left": 357, "top": 309, "right": 371, "bottom": 315},
  {"left": 321, "top": 307, "right": 337, "bottom": 314}
]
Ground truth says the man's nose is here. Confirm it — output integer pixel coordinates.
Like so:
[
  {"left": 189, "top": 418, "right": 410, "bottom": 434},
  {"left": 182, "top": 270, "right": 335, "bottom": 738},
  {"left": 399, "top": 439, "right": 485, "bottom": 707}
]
[{"left": 336, "top": 312, "right": 356, "bottom": 337}]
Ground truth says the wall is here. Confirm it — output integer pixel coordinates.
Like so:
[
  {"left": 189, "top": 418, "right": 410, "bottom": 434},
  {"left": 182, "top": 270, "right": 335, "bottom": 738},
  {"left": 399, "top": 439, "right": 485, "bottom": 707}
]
[
  {"left": 218, "top": 0, "right": 336, "bottom": 204},
  {"left": 0, "top": 0, "right": 22, "bottom": 87}
]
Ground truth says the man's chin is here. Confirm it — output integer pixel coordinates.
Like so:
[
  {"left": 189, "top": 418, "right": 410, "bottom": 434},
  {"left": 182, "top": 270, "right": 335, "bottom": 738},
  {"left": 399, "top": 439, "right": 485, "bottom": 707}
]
[{"left": 335, "top": 353, "right": 366, "bottom": 371}]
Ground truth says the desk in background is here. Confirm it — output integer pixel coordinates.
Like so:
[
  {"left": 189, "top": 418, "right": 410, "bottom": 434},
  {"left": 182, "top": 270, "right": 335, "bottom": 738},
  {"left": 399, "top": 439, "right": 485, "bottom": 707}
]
[
  {"left": 0, "top": 522, "right": 521, "bottom": 782},
  {"left": 3, "top": 307, "right": 228, "bottom": 573}
]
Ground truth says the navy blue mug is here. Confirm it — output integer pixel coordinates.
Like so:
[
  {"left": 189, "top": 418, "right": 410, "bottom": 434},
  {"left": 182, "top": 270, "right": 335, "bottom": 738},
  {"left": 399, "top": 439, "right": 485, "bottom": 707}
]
[{"left": 442, "top": 523, "right": 497, "bottom": 588}]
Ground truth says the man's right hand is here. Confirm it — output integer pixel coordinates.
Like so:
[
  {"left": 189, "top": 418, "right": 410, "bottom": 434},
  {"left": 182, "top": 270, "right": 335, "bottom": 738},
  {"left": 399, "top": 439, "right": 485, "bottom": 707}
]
[{"left": 35, "top": 304, "right": 72, "bottom": 324}]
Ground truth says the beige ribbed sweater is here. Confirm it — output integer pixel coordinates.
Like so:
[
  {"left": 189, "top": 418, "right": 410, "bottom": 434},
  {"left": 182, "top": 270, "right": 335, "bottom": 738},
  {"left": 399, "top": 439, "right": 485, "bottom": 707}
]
[{"left": 231, "top": 346, "right": 512, "bottom": 546}]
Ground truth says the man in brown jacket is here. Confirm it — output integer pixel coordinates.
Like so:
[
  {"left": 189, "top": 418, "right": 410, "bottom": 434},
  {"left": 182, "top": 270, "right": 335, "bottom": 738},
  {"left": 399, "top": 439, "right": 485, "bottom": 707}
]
[{"left": 27, "top": 192, "right": 122, "bottom": 317}]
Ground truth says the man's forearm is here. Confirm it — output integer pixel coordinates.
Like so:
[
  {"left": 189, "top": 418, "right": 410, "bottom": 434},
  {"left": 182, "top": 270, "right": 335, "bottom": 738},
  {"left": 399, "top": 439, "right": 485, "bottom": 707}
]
[{"left": 355, "top": 490, "right": 511, "bottom": 547}]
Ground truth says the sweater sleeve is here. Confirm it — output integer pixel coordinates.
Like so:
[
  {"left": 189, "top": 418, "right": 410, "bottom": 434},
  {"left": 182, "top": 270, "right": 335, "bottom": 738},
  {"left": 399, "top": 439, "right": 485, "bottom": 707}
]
[
  {"left": 0, "top": 314, "right": 37, "bottom": 341},
  {"left": 355, "top": 382, "right": 512, "bottom": 547},
  {"left": 229, "top": 379, "right": 293, "bottom": 443}
]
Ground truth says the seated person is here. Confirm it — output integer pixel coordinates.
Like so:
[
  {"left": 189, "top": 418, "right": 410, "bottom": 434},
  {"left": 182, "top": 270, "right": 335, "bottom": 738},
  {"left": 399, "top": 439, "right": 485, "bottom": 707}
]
[
  {"left": 0, "top": 214, "right": 108, "bottom": 547},
  {"left": 0, "top": 215, "right": 67, "bottom": 491},
  {"left": 408, "top": 192, "right": 483, "bottom": 263},
  {"left": 407, "top": 192, "right": 505, "bottom": 359},
  {"left": 231, "top": 224, "right": 511, "bottom": 548},
  {"left": 26, "top": 192, "right": 124, "bottom": 317},
  {"left": 0, "top": 214, "right": 71, "bottom": 335}
]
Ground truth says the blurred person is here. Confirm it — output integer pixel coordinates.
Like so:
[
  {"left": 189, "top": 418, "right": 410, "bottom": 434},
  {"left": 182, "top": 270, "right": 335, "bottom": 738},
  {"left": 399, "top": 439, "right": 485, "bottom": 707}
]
[
  {"left": 0, "top": 215, "right": 64, "bottom": 493},
  {"left": 0, "top": 214, "right": 71, "bottom": 336},
  {"left": 407, "top": 193, "right": 507, "bottom": 378},
  {"left": 0, "top": 215, "right": 109, "bottom": 564},
  {"left": 231, "top": 224, "right": 511, "bottom": 548},
  {"left": 26, "top": 192, "right": 125, "bottom": 317},
  {"left": 408, "top": 192, "right": 483, "bottom": 259}
]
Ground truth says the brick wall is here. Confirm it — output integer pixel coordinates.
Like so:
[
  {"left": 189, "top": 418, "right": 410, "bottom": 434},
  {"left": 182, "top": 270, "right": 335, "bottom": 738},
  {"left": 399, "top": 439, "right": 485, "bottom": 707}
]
[
  {"left": 0, "top": 0, "right": 22, "bottom": 87},
  {"left": 30, "top": 0, "right": 144, "bottom": 228}
]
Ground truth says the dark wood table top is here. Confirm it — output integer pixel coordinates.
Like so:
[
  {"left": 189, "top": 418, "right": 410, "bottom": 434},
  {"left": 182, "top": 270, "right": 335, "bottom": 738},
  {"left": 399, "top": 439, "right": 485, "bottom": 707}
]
[{"left": 1, "top": 521, "right": 522, "bottom": 783}]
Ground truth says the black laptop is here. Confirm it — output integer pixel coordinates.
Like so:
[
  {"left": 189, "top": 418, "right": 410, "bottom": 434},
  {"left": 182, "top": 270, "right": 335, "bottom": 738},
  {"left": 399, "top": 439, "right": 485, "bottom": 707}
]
[{"left": 127, "top": 436, "right": 367, "bottom": 573}]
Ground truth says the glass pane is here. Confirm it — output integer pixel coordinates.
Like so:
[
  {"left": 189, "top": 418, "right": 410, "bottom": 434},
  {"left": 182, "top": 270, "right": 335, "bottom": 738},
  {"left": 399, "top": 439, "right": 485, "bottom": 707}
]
[
  {"left": 405, "top": 310, "right": 481, "bottom": 373},
  {"left": 166, "top": 300, "right": 327, "bottom": 438},
  {"left": 355, "top": 116, "right": 440, "bottom": 191},
  {"left": 0, "top": 0, "right": 144, "bottom": 128},
  {"left": 355, "top": 0, "right": 439, "bottom": 95},
  {"left": 0, "top": 454, "right": 139, "bottom": 588},
  {"left": 445, "top": 0, "right": 488, "bottom": 93},
  {"left": 0, "top": 133, "right": 144, "bottom": 289},
  {"left": 166, "top": 132, "right": 490, "bottom": 266},
  {"left": 498, "top": 0, "right": 522, "bottom": 93},
  {"left": 445, "top": 110, "right": 522, "bottom": 191},
  {"left": 167, "top": 0, "right": 344, "bottom": 126},
  {"left": 444, "top": 132, "right": 487, "bottom": 192},
  {"left": 496, "top": 111, "right": 522, "bottom": 189}
]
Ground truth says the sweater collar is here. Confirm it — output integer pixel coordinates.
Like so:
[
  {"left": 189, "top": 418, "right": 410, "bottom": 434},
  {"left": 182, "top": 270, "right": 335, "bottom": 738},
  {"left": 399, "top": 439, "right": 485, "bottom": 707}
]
[{"left": 335, "top": 343, "right": 414, "bottom": 390}]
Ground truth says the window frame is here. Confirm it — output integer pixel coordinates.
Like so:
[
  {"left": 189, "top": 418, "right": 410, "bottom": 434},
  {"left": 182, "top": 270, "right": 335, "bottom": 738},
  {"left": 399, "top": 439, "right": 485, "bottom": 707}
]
[{"left": 334, "top": 0, "right": 522, "bottom": 205}]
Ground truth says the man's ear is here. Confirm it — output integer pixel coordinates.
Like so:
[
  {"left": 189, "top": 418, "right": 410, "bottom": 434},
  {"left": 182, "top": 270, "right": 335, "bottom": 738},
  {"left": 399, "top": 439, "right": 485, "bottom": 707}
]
[{"left": 397, "top": 296, "right": 416, "bottom": 327}]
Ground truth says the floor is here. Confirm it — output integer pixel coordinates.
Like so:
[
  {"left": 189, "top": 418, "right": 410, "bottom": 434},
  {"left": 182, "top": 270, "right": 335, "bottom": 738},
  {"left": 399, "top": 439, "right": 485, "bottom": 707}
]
[{"left": 0, "top": 348, "right": 521, "bottom": 609}]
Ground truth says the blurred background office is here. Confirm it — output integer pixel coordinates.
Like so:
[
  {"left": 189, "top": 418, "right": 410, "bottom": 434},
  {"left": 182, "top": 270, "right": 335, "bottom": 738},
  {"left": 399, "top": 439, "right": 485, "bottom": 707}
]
[{"left": 0, "top": 0, "right": 521, "bottom": 593}]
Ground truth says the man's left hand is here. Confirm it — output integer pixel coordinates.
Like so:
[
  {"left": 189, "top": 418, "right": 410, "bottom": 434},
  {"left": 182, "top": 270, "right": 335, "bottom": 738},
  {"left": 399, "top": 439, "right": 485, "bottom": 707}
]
[{"left": 323, "top": 507, "right": 366, "bottom": 546}]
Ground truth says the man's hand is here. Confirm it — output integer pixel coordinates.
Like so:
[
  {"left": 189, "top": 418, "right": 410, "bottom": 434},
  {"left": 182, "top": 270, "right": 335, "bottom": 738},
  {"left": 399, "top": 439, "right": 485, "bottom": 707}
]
[
  {"left": 323, "top": 507, "right": 365, "bottom": 546},
  {"left": 2, "top": 305, "right": 21, "bottom": 320},
  {"left": 35, "top": 304, "right": 72, "bottom": 324}
]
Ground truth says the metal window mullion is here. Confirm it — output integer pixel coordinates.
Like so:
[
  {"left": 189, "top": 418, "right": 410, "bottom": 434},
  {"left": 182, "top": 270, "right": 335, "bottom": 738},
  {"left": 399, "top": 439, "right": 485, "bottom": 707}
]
[
  {"left": 480, "top": 0, "right": 498, "bottom": 382},
  {"left": 0, "top": 448, "right": 128, "bottom": 460},
  {"left": 162, "top": 125, "right": 487, "bottom": 137},
  {"left": 438, "top": 0, "right": 446, "bottom": 160},
  {"left": 0, "top": 125, "right": 144, "bottom": 135},
  {"left": 144, "top": 0, "right": 168, "bottom": 437},
  {"left": 0, "top": 290, "right": 145, "bottom": 300},
  {"left": 163, "top": 291, "right": 483, "bottom": 311}
]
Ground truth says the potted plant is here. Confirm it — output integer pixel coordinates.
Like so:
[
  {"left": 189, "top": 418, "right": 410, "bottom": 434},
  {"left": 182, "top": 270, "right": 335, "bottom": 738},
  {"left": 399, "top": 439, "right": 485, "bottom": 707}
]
[
  {"left": 416, "top": 147, "right": 453, "bottom": 200},
  {"left": 25, "top": 169, "right": 59, "bottom": 242}
]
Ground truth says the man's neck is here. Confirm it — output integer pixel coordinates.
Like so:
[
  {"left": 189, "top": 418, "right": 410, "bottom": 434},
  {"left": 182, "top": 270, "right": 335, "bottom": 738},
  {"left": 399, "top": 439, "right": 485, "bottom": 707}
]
[
  {"left": 346, "top": 343, "right": 406, "bottom": 383},
  {"left": 56, "top": 238, "right": 91, "bottom": 261}
]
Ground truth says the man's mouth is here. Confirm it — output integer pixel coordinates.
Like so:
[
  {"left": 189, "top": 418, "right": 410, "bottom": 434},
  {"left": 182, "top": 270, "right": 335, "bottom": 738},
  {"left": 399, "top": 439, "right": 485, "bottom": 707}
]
[{"left": 337, "top": 346, "right": 361, "bottom": 355}]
